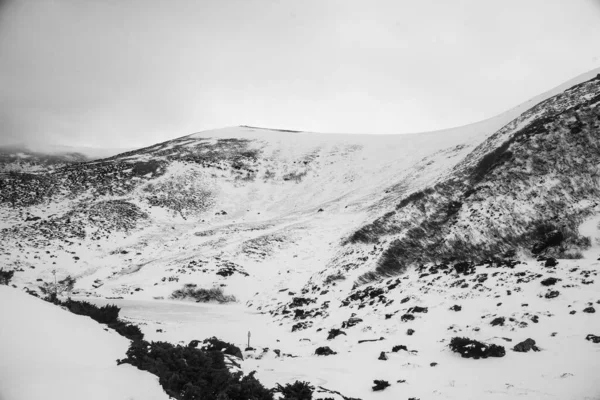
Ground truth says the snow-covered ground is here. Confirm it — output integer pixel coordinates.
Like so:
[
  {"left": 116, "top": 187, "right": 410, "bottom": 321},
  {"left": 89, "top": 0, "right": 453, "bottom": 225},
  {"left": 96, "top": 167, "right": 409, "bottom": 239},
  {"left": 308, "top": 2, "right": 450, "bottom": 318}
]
[
  {"left": 84, "top": 254, "right": 600, "bottom": 400},
  {"left": 0, "top": 286, "right": 168, "bottom": 400}
]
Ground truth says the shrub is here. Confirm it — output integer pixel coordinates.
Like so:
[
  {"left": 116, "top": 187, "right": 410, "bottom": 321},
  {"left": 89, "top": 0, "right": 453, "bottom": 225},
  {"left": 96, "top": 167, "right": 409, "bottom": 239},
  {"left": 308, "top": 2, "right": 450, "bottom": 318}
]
[
  {"left": 109, "top": 321, "right": 144, "bottom": 341},
  {"left": 39, "top": 275, "right": 77, "bottom": 297},
  {"left": 118, "top": 340, "right": 273, "bottom": 400},
  {"left": 171, "top": 285, "right": 236, "bottom": 303},
  {"left": 449, "top": 337, "right": 505, "bottom": 359},
  {"left": 274, "top": 381, "right": 314, "bottom": 400},
  {"left": 0, "top": 268, "right": 14, "bottom": 285},
  {"left": 200, "top": 337, "right": 243, "bottom": 359},
  {"left": 48, "top": 298, "right": 143, "bottom": 341},
  {"left": 324, "top": 272, "right": 346, "bottom": 285}
]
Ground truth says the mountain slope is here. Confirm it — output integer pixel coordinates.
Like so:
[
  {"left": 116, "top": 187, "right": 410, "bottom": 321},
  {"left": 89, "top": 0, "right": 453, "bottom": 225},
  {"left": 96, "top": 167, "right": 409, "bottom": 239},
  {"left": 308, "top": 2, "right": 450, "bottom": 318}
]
[{"left": 1, "top": 68, "right": 600, "bottom": 400}]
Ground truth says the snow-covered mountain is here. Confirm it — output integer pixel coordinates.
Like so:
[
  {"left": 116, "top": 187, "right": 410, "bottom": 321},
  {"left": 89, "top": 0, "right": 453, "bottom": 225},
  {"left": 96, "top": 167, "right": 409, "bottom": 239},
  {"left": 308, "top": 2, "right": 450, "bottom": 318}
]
[{"left": 1, "top": 68, "right": 600, "bottom": 400}]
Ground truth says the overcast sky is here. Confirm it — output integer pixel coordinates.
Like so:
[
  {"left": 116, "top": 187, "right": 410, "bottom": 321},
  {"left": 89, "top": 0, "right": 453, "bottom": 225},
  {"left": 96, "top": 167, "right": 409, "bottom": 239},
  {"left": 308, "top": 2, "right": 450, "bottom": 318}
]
[{"left": 1, "top": 0, "right": 599, "bottom": 149}]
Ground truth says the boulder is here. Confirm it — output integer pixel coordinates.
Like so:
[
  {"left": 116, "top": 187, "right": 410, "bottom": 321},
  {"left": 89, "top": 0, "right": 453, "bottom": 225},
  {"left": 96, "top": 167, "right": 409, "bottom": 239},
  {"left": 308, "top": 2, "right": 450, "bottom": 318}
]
[
  {"left": 513, "top": 338, "right": 540, "bottom": 352},
  {"left": 315, "top": 346, "right": 337, "bottom": 356},
  {"left": 372, "top": 380, "right": 390, "bottom": 391},
  {"left": 327, "top": 328, "right": 347, "bottom": 340},
  {"left": 585, "top": 334, "right": 600, "bottom": 343}
]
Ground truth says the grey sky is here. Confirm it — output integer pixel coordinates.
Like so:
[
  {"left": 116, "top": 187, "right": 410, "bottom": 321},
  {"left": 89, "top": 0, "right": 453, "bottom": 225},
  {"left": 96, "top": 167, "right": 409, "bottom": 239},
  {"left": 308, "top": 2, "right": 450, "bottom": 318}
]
[{"left": 1, "top": 0, "right": 599, "bottom": 149}]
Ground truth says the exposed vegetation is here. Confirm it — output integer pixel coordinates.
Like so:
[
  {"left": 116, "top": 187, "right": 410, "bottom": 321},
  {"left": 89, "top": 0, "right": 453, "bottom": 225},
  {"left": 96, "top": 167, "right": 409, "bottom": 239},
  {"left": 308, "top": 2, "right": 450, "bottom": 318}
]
[
  {"left": 171, "top": 284, "right": 237, "bottom": 303},
  {"left": 355, "top": 75, "right": 600, "bottom": 283},
  {"left": 0, "top": 268, "right": 14, "bottom": 285},
  {"left": 46, "top": 297, "right": 143, "bottom": 341}
]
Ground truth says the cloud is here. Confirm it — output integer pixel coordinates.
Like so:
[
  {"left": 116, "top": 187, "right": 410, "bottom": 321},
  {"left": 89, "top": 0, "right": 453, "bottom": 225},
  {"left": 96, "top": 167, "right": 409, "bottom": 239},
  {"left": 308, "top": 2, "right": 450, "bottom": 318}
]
[{"left": 0, "top": 0, "right": 599, "bottom": 149}]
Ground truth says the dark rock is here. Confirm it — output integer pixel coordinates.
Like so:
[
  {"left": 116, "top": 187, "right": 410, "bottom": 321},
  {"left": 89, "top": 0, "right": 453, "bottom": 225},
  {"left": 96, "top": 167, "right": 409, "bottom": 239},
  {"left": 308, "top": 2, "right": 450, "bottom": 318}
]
[
  {"left": 408, "top": 306, "right": 428, "bottom": 313},
  {"left": 583, "top": 307, "right": 596, "bottom": 313},
  {"left": 544, "top": 258, "right": 558, "bottom": 267},
  {"left": 392, "top": 345, "right": 408, "bottom": 352},
  {"left": 327, "top": 328, "right": 347, "bottom": 340},
  {"left": 372, "top": 380, "right": 390, "bottom": 391},
  {"left": 341, "top": 317, "right": 363, "bottom": 329},
  {"left": 430, "top": 362, "right": 438, "bottom": 367},
  {"left": 407, "top": 329, "right": 415, "bottom": 336},
  {"left": 513, "top": 338, "right": 540, "bottom": 352},
  {"left": 401, "top": 313, "right": 415, "bottom": 322},
  {"left": 358, "top": 337, "right": 385, "bottom": 344},
  {"left": 545, "top": 290, "right": 560, "bottom": 299},
  {"left": 378, "top": 351, "right": 388, "bottom": 360},
  {"left": 541, "top": 277, "right": 559, "bottom": 286},
  {"left": 586, "top": 334, "right": 600, "bottom": 343},
  {"left": 490, "top": 317, "right": 505, "bottom": 326},
  {"left": 315, "top": 346, "right": 337, "bottom": 356},
  {"left": 450, "top": 305, "right": 462, "bottom": 312}
]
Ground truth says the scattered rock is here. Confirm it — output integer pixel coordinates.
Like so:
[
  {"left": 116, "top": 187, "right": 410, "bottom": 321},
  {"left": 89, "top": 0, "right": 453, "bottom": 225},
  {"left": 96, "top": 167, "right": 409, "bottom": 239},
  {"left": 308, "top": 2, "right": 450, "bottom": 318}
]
[
  {"left": 315, "top": 346, "right": 337, "bottom": 356},
  {"left": 327, "top": 328, "right": 347, "bottom": 340},
  {"left": 541, "top": 277, "right": 559, "bottom": 286},
  {"left": 341, "top": 317, "right": 363, "bottom": 329},
  {"left": 583, "top": 307, "right": 596, "bottom": 314},
  {"left": 545, "top": 290, "right": 560, "bottom": 299},
  {"left": 407, "top": 329, "right": 415, "bottom": 336},
  {"left": 585, "top": 334, "right": 600, "bottom": 343},
  {"left": 513, "top": 338, "right": 540, "bottom": 353},
  {"left": 490, "top": 317, "right": 506, "bottom": 326},
  {"left": 430, "top": 362, "right": 438, "bottom": 367},
  {"left": 392, "top": 345, "right": 408, "bottom": 352},
  {"left": 378, "top": 351, "right": 388, "bottom": 361},
  {"left": 372, "top": 380, "right": 390, "bottom": 391},
  {"left": 450, "top": 305, "right": 462, "bottom": 312},
  {"left": 401, "top": 313, "right": 415, "bottom": 322}
]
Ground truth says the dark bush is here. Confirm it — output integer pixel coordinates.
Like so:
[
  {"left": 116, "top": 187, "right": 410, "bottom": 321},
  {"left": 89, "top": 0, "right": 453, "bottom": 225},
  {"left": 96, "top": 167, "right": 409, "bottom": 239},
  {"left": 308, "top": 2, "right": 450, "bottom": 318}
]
[
  {"left": 201, "top": 337, "right": 243, "bottom": 359},
  {"left": 0, "top": 268, "right": 14, "bottom": 285},
  {"left": 118, "top": 340, "right": 273, "bottom": 400},
  {"left": 171, "top": 284, "right": 236, "bottom": 303},
  {"left": 49, "top": 298, "right": 143, "bottom": 341},
  {"left": 274, "top": 381, "right": 314, "bottom": 400},
  {"left": 109, "top": 321, "right": 144, "bottom": 341},
  {"left": 449, "top": 337, "right": 505, "bottom": 359}
]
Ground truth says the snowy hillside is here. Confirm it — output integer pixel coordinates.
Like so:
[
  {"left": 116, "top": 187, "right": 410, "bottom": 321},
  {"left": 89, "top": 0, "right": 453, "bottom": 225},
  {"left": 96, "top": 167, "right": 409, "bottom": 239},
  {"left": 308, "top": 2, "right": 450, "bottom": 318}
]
[{"left": 1, "top": 68, "right": 600, "bottom": 399}]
